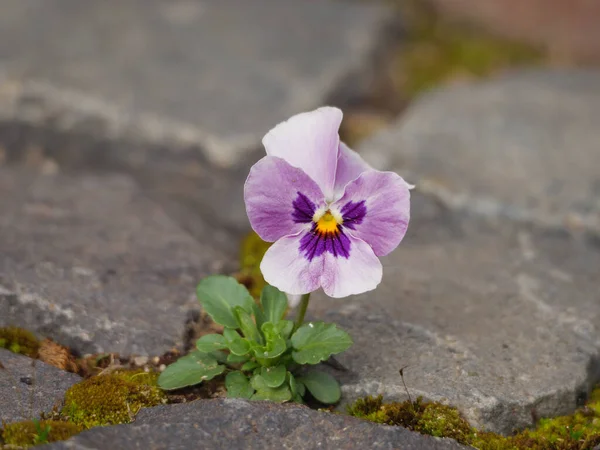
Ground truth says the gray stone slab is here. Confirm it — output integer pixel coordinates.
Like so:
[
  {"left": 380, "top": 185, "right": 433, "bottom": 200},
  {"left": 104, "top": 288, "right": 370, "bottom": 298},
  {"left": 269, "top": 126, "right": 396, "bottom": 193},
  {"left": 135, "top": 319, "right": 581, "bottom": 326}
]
[
  {"left": 44, "top": 398, "right": 468, "bottom": 450},
  {"left": 358, "top": 69, "right": 600, "bottom": 234},
  {"left": 309, "top": 193, "right": 600, "bottom": 434},
  {"left": 0, "top": 349, "right": 81, "bottom": 424},
  {"left": 0, "top": 121, "right": 251, "bottom": 248},
  {"left": 0, "top": 167, "right": 234, "bottom": 356},
  {"left": 0, "top": 0, "right": 391, "bottom": 166}
]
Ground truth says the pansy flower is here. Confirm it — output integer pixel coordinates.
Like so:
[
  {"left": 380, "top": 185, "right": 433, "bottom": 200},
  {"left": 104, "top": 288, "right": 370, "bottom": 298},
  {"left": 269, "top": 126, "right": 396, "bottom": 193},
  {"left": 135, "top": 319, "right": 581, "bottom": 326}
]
[{"left": 244, "top": 107, "right": 411, "bottom": 298}]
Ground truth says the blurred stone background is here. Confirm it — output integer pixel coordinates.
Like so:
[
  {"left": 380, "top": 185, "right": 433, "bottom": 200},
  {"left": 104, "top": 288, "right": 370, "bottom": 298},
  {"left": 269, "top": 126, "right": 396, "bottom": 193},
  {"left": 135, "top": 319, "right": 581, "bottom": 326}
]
[{"left": 1, "top": 0, "right": 600, "bottom": 445}]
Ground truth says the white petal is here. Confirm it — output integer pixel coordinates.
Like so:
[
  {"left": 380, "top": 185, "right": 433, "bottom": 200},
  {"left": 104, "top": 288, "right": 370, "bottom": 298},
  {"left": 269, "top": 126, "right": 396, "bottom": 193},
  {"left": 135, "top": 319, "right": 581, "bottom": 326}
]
[
  {"left": 262, "top": 107, "right": 342, "bottom": 200},
  {"left": 321, "top": 234, "right": 382, "bottom": 298}
]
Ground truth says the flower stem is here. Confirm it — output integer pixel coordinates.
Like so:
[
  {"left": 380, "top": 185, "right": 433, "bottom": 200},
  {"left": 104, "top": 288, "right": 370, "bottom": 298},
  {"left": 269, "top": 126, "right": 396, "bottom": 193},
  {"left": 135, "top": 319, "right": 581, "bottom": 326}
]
[{"left": 293, "top": 293, "right": 311, "bottom": 331}]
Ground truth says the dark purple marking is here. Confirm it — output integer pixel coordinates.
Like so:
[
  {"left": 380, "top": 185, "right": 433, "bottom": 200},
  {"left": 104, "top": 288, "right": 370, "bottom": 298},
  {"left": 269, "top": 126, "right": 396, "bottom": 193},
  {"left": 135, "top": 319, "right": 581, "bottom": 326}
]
[
  {"left": 292, "top": 192, "right": 316, "bottom": 224},
  {"left": 340, "top": 200, "right": 367, "bottom": 230},
  {"left": 299, "top": 226, "right": 351, "bottom": 261}
]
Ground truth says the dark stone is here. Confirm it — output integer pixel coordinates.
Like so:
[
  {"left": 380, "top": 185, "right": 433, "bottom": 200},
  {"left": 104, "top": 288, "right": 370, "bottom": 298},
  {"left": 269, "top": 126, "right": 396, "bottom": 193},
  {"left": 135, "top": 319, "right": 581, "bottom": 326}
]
[
  {"left": 0, "top": 349, "right": 81, "bottom": 424},
  {"left": 0, "top": 167, "right": 234, "bottom": 356},
  {"left": 44, "top": 398, "right": 468, "bottom": 449},
  {"left": 309, "top": 193, "right": 600, "bottom": 434}
]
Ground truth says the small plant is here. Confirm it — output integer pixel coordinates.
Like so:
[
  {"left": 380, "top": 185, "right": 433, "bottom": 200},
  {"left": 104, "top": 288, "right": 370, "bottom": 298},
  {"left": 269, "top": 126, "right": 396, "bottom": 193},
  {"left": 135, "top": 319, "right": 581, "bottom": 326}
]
[
  {"left": 32, "top": 419, "right": 51, "bottom": 445},
  {"left": 159, "top": 107, "right": 411, "bottom": 405},
  {"left": 158, "top": 276, "right": 351, "bottom": 404}
]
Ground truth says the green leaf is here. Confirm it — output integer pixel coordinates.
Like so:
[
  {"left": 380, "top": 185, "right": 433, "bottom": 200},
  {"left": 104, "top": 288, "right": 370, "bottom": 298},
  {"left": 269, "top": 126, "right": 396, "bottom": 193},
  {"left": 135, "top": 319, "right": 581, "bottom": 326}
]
[
  {"left": 233, "top": 306, "right": 261, "bottom": 343},
  {"left": 253, "top": 303, "right": 266, "bottom": 333},
  {"left": 158, "top": 351, "right": 225, "bottom": 390},
  {"left": 260, "top": 365, "right": 287, "bottom": 388},
  {"left": 227, "top": 353, "right": 249, "bottom": 364},
  {"left": 297, "top": 371, "right": 341, "bottom": 404},
  {"left": 241, "top": 360, "right": 260, "bottom": 372},
  {"left": 287, "top": 372, "right": 305, "bottom": 399},
  {"left": 294, "top": 378, "right": 306, "bottom": 397},
  {"left": 253, "top": 322, "right": 287, "bottom": 360},
  {"left": 210, "top": 350, "right": 229, "bottom": 364},
  {"left": 251, "top": 383, "right": 293, "bottom": 402},
  {"left": 223, "top": 328, "right": 251, "bottom": 356},
  {"left": 196, "top": 276, "right": 254, "bottom": 328},
  {"left": 288, "top": 372, "right": 298, "bottom": 396},
  {"left": 225, "top": 371, "right": 254, "bottom": 399},
  {"left": 228, "top": 338, "right": 251, "bottom": 356},
  {"left": 250, "top": 374, "right": 268, "bottom": 391},
  {"left": 196, "top": 334, "right": 227, "bottom": 352},
  {"left": 291, "top": 322, "right": 352, "bottom": 365},
  {"left": 223, "top": 328, "right": 240, "bottom": 341},
  {"left": 260, "top": 285, "right": 288, "bottom": 325},
  {"left": 276, "top": 320, "right": 294, "bottom": 340}
]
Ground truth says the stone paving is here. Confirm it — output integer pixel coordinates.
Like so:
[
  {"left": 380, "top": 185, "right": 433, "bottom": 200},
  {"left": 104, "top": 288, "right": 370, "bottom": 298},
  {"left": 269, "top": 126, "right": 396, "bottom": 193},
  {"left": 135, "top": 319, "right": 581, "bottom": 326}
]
[
  {"left": 45, "top": 399, "right": 468, "bottom": 450},
  {"left": 0, "top": 349, "right": 81, "bottom": 425},
  {"left": 1, "top": 0, "right": 599, "bottom": 448},
  {"left": 0, "top": 0, "right": 390, "bottom": 167},
  {"left": 0, "top": 168, "right": 229, "bottom": 355},
  {"left": 360, "top": 69, "right": 600, "bottom": 235},
  {"left": 315, "top": 69, "right": 600, "bottom": 433}
]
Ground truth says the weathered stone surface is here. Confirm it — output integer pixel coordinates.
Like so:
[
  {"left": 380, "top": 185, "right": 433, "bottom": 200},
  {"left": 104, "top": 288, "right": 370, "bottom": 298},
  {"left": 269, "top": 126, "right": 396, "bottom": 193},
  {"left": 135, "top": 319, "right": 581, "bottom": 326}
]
[
  {"left": 0, "top": 121, "right": 252, "bottom": 249},
  {"left": 0, "top": 0, "right": 391, "bottom": 166},
  {"left": 0, "top": 349, "right": 80, "bottom": 424},
  {"left": 45, "top": 398, "right": 468, "bottom": 450},
  {"left": 309, "top": 193, "right": 600, "bottom": 434},
  {"left": 0, "top": 167, "right": 233, "bottom": 356},
  {"left": 358, "top": 69, "right": 600, "bottom": 234}
]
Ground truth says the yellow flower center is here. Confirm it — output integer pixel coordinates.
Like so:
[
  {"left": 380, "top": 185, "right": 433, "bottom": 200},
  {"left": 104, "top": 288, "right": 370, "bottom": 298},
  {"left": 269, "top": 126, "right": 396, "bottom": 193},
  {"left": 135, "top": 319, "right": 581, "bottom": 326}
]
[{"left": 315, "top": 211, "right": 342, "bottom": 235}]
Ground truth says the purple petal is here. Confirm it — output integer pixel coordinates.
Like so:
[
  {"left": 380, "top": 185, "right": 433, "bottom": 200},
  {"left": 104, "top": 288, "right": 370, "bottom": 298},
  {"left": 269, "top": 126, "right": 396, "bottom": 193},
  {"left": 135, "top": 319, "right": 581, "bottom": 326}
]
[
  {"left": 334, "top": 171, "right": 411, "bottom": 256},
  {"left": 340, "top": 200, "right": 367, "bottom": 230},
  {"left": 333, "top": 142, "right": 372, "bottom": 199},
  {"left": 321, "top": 234, "right": 382, "bottom": 298},
  {"left": 260, "top": 233, "right": 324, "bottom": 295},
  {"left": 244, "top": 156, "right": 325, "bottom": 242},
  {"left": 261, "top": 232, "right": 382, "bottom": 298},
  {"left": 292, "top": 192, "right": 317, "bottom": 224},
  {"left": 299, "top": 226, "right": 351, "bottom": 261},
  {"left": 262, "top": 107, "right": 342, "bottom": 200}
]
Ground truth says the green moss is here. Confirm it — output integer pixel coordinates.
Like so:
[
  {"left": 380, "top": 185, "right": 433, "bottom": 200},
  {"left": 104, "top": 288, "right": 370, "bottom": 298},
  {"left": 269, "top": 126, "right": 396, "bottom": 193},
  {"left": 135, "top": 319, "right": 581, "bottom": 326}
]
[
  {"left": 417, "top": 402, "right": 473, "bottom": 443},
  {"left": 236, "top": 231, "right": 272, "bottom": 298},
  {"left": 62, "top": 370, "right": 166, "bottom": 428},
  {"left": 112, "top": 368, "right": 161, "bottom": 386},
  {"left": 346, "top": 394, "right": 386, "bottom": 422},
  {"left": 348, "top": 388, "right": 600, "bottom": 449},
  {"left": 348, "top": 396, "right": 472, "bottom": 445},
  {"left": 1, "top": 420, "right": 82, "bottom": 448},
  {"left": 0, "top": 370, "right": 164, "bottom": 447},
  {"left": 0, "top": 327, "right": 40, "bottom": 358}
]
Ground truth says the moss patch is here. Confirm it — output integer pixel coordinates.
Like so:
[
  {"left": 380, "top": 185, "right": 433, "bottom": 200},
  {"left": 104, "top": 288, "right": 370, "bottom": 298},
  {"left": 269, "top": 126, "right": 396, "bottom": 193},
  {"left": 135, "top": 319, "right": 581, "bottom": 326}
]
[
  {"left": 0, "top": 327, "right": 40, "bottom": 358},
  {"left": 391, "top": 0, "right": 543, "bottom": 99},
  {"left": 340, "top": 0, "right": 544, "bottom": 147},
  {"left": 62, "top": 369, "right": 166, "bottom": 428},
  {"left": 348, "top": 391, "right": 600, "bottom": 449},
  {"left": 395, "top": 0, "right": 543, "bottom": 99},
  {"left": 235, "top": 231, "right": 272, "bottom": 299},
  {"left": 347, "top": 396, "right": 472, "bottom": 444},
  {"left": 1, "top": 420, "right": 82, "bottom": 448}
]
